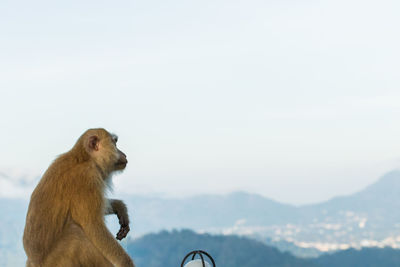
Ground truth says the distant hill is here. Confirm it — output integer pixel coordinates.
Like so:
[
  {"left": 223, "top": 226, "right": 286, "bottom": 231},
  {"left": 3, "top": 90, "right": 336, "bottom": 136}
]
[
  {"left": 122, "top": 170, "right": 400, "bottom": 253},
  {"left": 303, "top": 170, "right": 400, "bottom": 218},
  {"left": 127, "top": 229, "right": 316, "bottom": 267},
  {"left": 295, "top": 170, "right": 400, "bottom": 244},
  {"left": 122, "top": 191, "right": 298, "bottom": 235},
  {"left": 314, "top": 247, "right": 400, "bottom": 267},
  {"left": 3, "top": 170, "right": 400, "bottom": 261},
  {"left": 122, "top": 170, "right": 400, "bottom": 231},
  {"left": 127, "top": 230, "right": 400, "bottom": 267}
]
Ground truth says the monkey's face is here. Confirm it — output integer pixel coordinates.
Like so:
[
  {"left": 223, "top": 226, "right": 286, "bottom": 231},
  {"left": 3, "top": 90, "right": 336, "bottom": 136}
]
[
  {"left": 114, "top": 148, "right": 128, "bottom": 171},
  {"left": 86, "top": 130, "right": 128, "bottom": 173},
  {"left": 110, "top": 134, "right": 128, "bottom": 171}
]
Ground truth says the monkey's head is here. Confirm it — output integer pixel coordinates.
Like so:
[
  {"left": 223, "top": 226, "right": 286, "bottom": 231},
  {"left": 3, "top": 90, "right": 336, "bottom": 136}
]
[{"left": 76, "top": 128, "right": 128, "bottom": 175}]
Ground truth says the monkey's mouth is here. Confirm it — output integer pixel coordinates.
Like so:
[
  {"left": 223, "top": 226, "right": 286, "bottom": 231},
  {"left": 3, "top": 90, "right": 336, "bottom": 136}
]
[{"left": 115, "top": 160, "right": 128, "bottom": 169}]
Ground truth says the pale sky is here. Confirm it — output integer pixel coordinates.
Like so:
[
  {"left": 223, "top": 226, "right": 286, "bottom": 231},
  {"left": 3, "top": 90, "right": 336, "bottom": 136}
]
[{"left": 1, "top": 0, "right": 400, "bottom": 205}]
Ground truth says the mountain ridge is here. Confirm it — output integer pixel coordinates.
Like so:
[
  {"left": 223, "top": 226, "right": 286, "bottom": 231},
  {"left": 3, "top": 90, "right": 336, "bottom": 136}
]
[{"left": 2, "top": 170, "right": 400, "bottom": 261}]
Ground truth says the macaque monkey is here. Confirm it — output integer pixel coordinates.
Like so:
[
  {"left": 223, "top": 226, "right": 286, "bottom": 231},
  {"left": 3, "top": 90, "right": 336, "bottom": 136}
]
[{"left": 23, "top": 128, "right": 134, "bottom": 267}]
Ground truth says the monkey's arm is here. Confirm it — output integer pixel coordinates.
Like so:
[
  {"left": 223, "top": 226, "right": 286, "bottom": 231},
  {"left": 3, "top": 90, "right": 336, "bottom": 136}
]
[
  {"left": 71, "top": 189, "right": 134, "bottom": 267},
  {"left": 106, "top": 198, "right": 130, "bottom": 240}
]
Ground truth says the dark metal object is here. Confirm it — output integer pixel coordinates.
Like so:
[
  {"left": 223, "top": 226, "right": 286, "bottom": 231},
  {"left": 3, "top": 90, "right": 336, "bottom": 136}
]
[{"left": 181, "top": 250, "right": 216, "bottom": 267}]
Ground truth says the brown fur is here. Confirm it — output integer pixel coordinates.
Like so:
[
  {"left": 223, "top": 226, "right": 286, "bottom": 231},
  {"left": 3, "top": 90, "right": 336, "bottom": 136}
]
[{"left": 23, "top": 128, "right": 134, "bottom": 267}]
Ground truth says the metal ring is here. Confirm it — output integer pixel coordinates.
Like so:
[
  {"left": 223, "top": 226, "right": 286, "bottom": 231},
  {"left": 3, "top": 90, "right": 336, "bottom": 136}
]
[{"left": 181, "top": 250, "right": 216, "bottom": 267}]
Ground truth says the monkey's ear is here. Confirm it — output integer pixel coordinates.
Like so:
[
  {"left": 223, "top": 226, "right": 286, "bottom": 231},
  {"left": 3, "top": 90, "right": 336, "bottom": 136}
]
[{"left": 88, "top": 136, "right": 99, "bottom": 151}]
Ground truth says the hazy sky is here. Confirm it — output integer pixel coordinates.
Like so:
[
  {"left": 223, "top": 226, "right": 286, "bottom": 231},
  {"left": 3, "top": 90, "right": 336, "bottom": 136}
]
[{"left": 1, "top": 0, "right": 400, "bottom": 204}]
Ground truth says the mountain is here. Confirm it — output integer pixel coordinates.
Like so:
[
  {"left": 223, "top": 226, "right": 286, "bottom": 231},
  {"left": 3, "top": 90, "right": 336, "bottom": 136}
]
[
  {"left": 121, "top": 170, "right": 400, "bottom": 254},
  {"left": 3, "top": 170, "right": 400, "bottom": 261},
  {"left": 293, "top": 170, "right": 400, "bottom": 246},
  {"left": 122, "top": 191, "right": 298, "bottom": 235},
  {"left": 123, "top": 170, "right": 400, "bottom": 230},
  {"left": 314, "top": 247, "right": 400, "bottom": 267},
  {"left": 304, "top": 170, "right": 400, "bottom": 216},
  {"left": 127, "top": 230, "right": 400, "bottom": 267},
  {"left": 127, "top": 229, "right": 316, "bottom": 267}
]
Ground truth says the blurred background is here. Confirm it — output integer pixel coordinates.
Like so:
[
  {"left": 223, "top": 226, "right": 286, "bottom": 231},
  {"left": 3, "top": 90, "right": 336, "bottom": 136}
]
[{"left": 1, "top": 0, "right": 400, "bottom": 266}]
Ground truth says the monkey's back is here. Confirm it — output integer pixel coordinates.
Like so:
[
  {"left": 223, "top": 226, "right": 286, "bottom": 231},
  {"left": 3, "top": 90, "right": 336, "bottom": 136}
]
[{"left": 23, "top": 154, "right": 82, "bottom": 264}]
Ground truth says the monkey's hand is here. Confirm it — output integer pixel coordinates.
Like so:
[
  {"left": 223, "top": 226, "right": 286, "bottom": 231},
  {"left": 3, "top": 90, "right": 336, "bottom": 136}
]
[
  {"left": 106, "top": 199, "right": 131, "bottom": 240},
  {"left": 111, "top": 199, "right": 130, "bottom": 240},
  {"left": 116, "top": 211, "right": 130, "bottom": 240}
]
